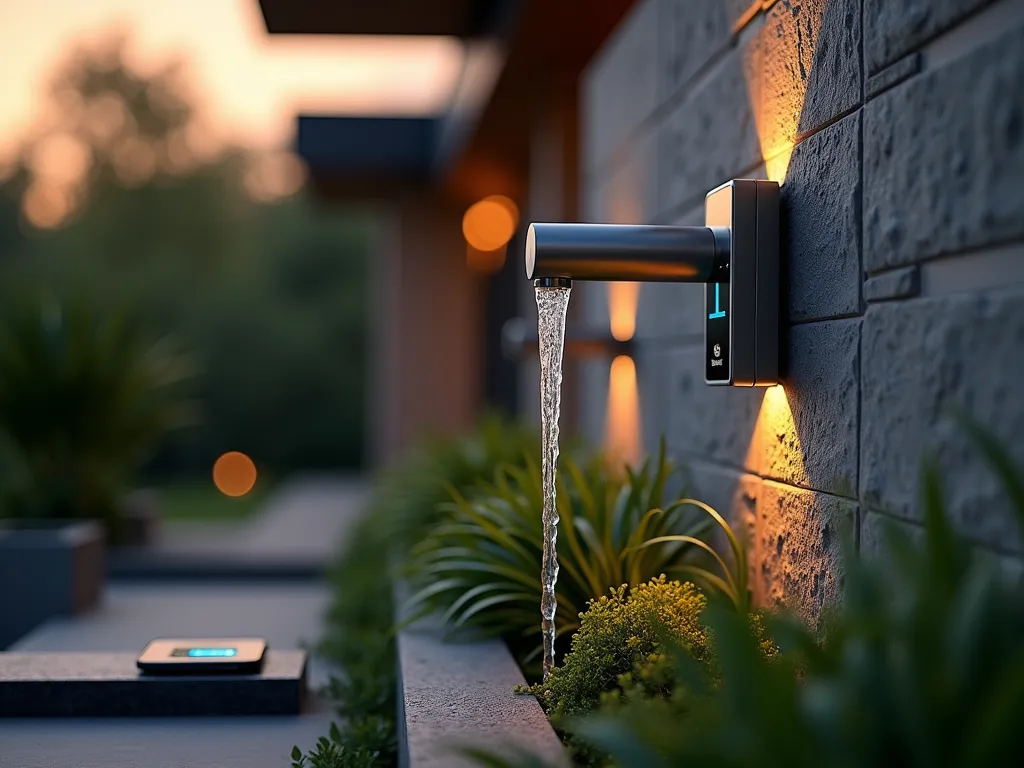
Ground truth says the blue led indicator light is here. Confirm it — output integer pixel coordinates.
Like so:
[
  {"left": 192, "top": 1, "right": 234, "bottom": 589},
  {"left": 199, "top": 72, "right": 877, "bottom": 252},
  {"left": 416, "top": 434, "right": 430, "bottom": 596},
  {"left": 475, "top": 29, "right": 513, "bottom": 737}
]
[
  {"left": 708, "top": 283, "right": 726, "bottom": 319},
  {"left": 188, "top": 648, "right": 238, "bottom": 658}
]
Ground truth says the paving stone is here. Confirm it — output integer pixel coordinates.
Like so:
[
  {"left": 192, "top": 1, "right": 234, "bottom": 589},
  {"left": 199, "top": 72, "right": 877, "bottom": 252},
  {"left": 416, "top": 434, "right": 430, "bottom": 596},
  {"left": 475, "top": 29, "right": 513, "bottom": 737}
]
[
  {"left": 864, "top": 265, "right": 920, "bottom": 303},
  {"left": 659, "top": 0, "right": 733, "bottom": 100},
  {"left": 865, "top": 52, "right": 922, "bottom": 99},
  {"left": 865, "top": 0, "right": 999, "bottom": 74},
  {"left": 782, "top": 112, "right": 862, "bottom": 321},
  {"left": 755, "top": 482, "right": 855, "bottom": 625},
  {"left": 860, "top": 291, "right": 1024, "bottom": 552},
  {"left": 583, "top": 0, "right": 659, "bottom": 172},
  {"left": 661, "top": 40, "right": 763, "bottom": 214},
  {"left": 761, "top": 0, "right": 861, "bottom": 141},
  {"left": 0, "top": 651, "right": 307, "bottom": 717},
  {"left": 753, "top": 320, "right": 860, "bottom": 497},
  {"left": 864, "top": 26, "right": 1024, "bottom": 272}
]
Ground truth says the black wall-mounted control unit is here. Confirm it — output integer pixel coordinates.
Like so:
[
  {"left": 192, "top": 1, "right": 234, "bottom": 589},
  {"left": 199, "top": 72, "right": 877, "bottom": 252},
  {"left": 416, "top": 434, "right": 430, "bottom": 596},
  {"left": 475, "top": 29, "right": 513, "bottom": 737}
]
[{"left": 704, "top": 179, "right": 779, "bottom": 387}]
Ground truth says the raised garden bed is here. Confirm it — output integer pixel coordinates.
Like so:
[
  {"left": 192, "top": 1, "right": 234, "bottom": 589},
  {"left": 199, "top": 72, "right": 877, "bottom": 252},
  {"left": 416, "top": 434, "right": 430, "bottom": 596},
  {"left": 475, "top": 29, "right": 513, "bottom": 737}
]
[
  {"left": 0, "top": 520, "right": 105, "bottom": 649},
  {"left": 396, "top": 616, "right": 565, "bottom": 767}
]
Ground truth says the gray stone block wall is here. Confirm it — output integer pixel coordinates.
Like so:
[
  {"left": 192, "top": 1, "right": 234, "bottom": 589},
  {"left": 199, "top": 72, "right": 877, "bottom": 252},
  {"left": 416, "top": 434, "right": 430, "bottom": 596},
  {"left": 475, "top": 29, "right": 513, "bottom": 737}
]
[{"left": 579, "top": 0, "right": 1024, "bottom": 620}]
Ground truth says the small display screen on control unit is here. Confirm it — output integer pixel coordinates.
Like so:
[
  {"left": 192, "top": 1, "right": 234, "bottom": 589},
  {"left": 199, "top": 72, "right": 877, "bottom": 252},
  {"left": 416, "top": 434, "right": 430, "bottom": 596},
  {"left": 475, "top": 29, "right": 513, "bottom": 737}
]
[
  {"left": 170, "top": 648, "right": 239, "bottom": 658},
  {"left": 705, "top": 281, "right": 730, "bottom": 383}
]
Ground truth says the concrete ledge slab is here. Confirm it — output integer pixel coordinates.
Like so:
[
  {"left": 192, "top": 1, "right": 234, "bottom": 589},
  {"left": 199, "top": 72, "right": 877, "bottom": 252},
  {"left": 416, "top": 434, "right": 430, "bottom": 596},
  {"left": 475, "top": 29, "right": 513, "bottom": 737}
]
[
  {"left": 0, "top": 650, "right": 306, "bottom": 717},
  {"left": 397, "top": 625, "right": 565, "bottom": 767}
]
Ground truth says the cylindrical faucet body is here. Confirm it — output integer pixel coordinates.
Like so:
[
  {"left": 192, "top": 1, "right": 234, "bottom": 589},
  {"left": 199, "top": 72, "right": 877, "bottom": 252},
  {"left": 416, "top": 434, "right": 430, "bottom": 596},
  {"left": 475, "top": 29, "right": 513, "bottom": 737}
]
[{"left": 526, "top": 223, "right": 730, "bottom": 283}]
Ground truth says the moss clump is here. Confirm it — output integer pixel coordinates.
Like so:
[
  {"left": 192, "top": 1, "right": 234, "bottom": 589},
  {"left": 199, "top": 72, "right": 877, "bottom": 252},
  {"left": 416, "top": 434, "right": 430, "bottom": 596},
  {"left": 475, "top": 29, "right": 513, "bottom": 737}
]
[
  {"left": 521, "top": 576, "right": 711, "bottom": 721},
  {"left": 519, "top": 575, "right": 777, "bottom": 766}
]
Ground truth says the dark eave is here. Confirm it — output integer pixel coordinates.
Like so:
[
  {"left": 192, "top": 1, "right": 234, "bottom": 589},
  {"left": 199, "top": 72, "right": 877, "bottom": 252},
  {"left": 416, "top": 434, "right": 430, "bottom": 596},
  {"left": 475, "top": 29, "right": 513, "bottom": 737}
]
[
  {"left": 446, "top": 0, "right": 636, "bottom": 203},
  {"left": 264, "top": 0, "right": 636, "bottom": 206},
  {"left": 258, "top": 0, "right": 507, "bottom": 37},
  {"left": 297, "top": 116, "right": 439, "bottom": 198}
]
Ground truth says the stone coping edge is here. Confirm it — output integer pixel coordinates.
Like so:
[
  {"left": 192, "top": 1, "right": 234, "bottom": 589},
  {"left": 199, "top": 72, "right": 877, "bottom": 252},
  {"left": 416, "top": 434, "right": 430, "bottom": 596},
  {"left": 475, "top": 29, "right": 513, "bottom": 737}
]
[{"left": 395, "top": 617, "right": 566, "bottom": 768}]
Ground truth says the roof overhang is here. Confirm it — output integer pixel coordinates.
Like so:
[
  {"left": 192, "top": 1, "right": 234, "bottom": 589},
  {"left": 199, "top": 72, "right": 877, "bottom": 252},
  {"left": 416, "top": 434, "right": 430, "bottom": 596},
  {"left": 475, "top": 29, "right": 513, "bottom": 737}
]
[
  {"left": 257, "top": 0, "right": 635, "bottom": 205},
  {"left": 258, "top": 0, "right": 508, "bottom": 37}
]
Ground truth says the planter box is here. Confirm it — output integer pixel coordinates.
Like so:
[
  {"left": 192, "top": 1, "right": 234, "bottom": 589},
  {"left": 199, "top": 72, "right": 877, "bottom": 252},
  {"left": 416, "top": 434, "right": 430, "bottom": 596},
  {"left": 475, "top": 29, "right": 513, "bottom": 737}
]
[
  {"left": 119, "top": 490, "right": 162, "bottom": 548},
  {"left": 396, "top": 614, "right": 566, "bottom": 767},
  {"left": 0, "top": 520, "right": 105, "bottom": 649}
]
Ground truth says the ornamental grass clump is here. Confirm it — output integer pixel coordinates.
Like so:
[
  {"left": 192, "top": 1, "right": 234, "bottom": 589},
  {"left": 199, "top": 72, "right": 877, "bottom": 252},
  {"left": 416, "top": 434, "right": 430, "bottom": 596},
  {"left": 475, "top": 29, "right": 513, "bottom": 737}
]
[{"left": 405, "top": 440, "right": 746, "bottom": 667}]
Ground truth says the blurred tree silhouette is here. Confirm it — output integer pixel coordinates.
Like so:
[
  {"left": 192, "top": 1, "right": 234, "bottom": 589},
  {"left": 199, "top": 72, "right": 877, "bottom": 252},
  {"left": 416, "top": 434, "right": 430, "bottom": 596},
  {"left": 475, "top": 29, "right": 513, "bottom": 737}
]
[{"left": 0, "top": 35, "right": 368, "bottom": 479}]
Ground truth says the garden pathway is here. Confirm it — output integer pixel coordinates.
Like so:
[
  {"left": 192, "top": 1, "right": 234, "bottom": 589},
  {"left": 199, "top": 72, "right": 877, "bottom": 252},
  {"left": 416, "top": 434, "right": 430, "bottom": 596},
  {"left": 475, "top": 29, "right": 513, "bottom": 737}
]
[{"left": 0, "top": 476, "right": 367, "bottom": 768}]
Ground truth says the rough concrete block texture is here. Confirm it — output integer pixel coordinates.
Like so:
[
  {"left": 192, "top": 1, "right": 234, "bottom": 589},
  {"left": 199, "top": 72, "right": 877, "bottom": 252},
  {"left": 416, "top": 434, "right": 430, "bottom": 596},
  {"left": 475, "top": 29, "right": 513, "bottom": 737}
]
[
  {"left": 754, "top": 319, "right": 860, "bottom": 496},
  {"left": 636, "top": 345, "right": 676, "bottom": 462},
  {"left": 782, "top": 112, "right": 862, "bottom": 321},
  {"left": 668, "top": 344, "right": 764, "bottom": 469},
  {"left": 861, "top": 291, "right": 1024, "bottom": 553},
  {"left": 860, "top": 509, "right": 924, "bottom": 561},
  {"left": 761, "top": 0, "right": 861, "bottom": 149},
  {"left": 863, "top": 25, "right": 1024, "bottom": 273},
  {"left": 658, "top": 0, "right": 733, "bottom": 101},
  {"left": 661, "top": 39, "right": 763, "bottom": 214},
  {"left": 582, "top": 0, "right": 659, "bottom": 172},
  {"left": 755, "top": 482, "right": 854, "bottom": 625},
  {"left": 864, "top": 265, "right": 920, "bottom": 303},
  {"left": 585, "top": 125, "right": 659, "bottom": 226},
  {"left": 686, "top": 462, "right": 761, "bottom": 572},
  {"left": 861, "top": 510, "right": 1024, "bottom": 583},
  {"left": 865, "top": 0, "right": 998, "bottom": 73}
]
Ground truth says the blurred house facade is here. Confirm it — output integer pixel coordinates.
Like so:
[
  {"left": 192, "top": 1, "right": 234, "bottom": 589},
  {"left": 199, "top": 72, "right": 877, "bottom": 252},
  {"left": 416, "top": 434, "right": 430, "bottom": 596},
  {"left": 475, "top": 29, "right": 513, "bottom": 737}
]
[{"left": 258, "top": 0, "right": 1024, "bottom": 620}]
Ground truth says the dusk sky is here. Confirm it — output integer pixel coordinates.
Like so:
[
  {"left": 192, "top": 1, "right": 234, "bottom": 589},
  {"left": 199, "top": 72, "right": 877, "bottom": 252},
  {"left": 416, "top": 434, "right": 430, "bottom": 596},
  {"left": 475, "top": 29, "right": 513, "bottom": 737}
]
[{"left": 0, "top": 0, "right": 464, "bottom": 162}]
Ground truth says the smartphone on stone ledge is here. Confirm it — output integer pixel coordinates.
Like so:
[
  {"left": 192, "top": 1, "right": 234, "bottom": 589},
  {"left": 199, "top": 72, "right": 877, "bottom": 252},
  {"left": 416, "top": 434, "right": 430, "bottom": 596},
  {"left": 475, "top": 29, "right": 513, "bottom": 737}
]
[{"left": 136, "top": 637, "right": 267, "bottom": 675}]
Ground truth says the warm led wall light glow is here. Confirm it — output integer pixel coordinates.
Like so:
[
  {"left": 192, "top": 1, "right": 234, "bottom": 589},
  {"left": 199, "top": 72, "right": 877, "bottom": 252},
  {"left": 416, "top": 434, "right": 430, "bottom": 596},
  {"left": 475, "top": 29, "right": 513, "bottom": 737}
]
[
  {"left": 745, "top": 384, "right": 805, "bottom": 484},
  {"left": 605, "top": 354, "right": 641, "bottom": 468},
  {"left": 213, "top": 451, "right": 258, "bottom": 498},
  {"left": 462, "top": 195, "right": 518, "bottom": 251},
  {"left": 743, "top": 2, "right": 826, "bottom": 183},
  {"left": 608, "top": 282, "right": 640, "bottom": 341}
]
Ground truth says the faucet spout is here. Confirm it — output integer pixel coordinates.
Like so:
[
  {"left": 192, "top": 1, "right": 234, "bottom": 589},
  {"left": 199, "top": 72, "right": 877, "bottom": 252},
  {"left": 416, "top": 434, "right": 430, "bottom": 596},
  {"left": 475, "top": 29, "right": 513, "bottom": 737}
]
[{"left": 525, "top": 223, "right": 730, "bottom": 283}]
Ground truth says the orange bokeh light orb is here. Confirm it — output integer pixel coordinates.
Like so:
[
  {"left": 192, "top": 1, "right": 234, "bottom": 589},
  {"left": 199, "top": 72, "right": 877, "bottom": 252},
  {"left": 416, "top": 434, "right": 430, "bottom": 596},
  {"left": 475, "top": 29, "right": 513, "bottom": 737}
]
[
  {"left": 212, "top": 451, "right": 257, "bottom": 497},
  {"left": 462, "top": 195, "right": 518, "bottom": 252}
]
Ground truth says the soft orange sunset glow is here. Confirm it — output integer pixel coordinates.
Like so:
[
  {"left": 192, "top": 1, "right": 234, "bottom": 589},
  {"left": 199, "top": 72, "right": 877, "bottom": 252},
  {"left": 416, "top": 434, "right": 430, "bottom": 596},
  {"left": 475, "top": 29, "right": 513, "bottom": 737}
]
[{"left": 0, "top": 0, "right": 466, "bottom": 162}]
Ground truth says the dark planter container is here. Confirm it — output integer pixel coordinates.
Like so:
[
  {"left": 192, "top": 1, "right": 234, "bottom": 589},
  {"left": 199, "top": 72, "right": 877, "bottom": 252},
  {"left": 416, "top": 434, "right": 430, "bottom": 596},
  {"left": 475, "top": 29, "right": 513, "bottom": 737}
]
[
  {"left": 119, "top": 490, "right": 161, "bottom": 548},
  {"left": 0, "top": 520, "right": 105, "bottom": 649}
]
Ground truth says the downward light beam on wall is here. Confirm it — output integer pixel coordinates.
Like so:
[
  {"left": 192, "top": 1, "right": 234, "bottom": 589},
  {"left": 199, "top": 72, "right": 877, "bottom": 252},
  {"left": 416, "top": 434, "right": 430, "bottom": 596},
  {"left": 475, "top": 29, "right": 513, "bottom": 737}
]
[
  {"left": 605, "top": 353, "right": 641, "bottom": 468},
  {"left": 604, "top": 281, "right": 641, "bottom": 466}
]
